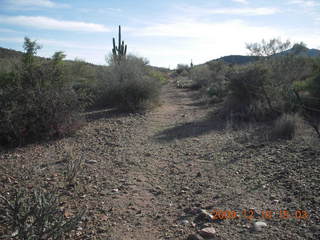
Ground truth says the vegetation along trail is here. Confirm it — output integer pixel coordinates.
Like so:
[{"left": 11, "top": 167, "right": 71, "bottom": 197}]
[{"left": 1, "top": 78, "right": 319, "bottom": 240}]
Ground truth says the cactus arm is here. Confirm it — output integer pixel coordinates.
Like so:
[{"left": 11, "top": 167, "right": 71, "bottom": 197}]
[
  {"left": 118, "top": 25, "right": 121, "bottom": 54},
  {"left": 112, "top": 38, "right": 116, "bottom": 54}
]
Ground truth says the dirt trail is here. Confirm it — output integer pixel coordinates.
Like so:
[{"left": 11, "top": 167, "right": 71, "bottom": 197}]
[
  {"left": 1, "top": 80, "right": 319, "bottom": 240},
  {"left": 85, "top": 80, "right": 319, "bottom": 240},
  {"left": 104, "top": 81, "right": 213, "bottom": 239}
]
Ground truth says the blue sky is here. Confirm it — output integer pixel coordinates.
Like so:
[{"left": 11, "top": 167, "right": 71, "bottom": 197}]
[{"left": 0, "top": 0, "right": 319, "bottom": 68}]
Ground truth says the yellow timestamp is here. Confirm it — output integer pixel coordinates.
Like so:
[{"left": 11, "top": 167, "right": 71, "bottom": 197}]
[{"left": 210, "top": 209, "right": 309, "bottom": 220}]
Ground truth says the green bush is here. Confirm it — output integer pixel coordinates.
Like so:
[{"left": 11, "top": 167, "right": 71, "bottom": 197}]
[
  {"left": 0, "top": 87, "right": 81, "bottom": 146},
  {"left": 175, "top": 64, "right": 190, "bottom": 75},
  {"left": 190, "top": 64, "right": 212, "bottom": 89},
  {"left": 293, "top": 61, "right": 320, "bottom": 137},
  {"left": 98, "top": 55, "right": 161, "bottom": 111},
  {"left": 0, "top": 188, "right": 84, "bottom": 240},
  {"left": 220, "top": 64, "right": 275, "bottom": 121},
  {"left": 148, "top": 70, "right": 169, "bottom": 85},
  {"left": 0, "top": 37, "right": 82, "bottom": 147},
  {"left": 205, "top": 61, "right": 229, "bottom": 100}
]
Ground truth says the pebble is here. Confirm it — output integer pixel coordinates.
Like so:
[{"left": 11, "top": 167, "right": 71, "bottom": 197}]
[
  {"left": 86, "top": 160, "right": 98, "bottom": 164},
  {"left": 198, "top": 227, "right": 216, "bottom": 238},
  {"left": 253, "top": 221, "right": 268, "bottom": 232},
  {"left": 112, "top": 188, "right": 119, "bottom": 193},
  {"left": 179, "top": 219, "right": 189, "bottom": 225}
]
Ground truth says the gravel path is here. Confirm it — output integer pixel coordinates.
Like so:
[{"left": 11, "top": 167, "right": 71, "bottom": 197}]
[{"left": 1, "top": 80, "right": 319, "bottom": 239}]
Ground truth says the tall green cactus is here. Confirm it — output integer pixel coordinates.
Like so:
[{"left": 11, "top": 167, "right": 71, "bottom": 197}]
[{"left": 112, "top": 25, "right": 127, "bottom": 64}]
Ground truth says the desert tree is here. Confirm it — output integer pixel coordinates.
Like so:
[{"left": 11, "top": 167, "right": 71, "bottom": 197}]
[{"left": 246, "top": 38, "right": 291, "bottom": 57}]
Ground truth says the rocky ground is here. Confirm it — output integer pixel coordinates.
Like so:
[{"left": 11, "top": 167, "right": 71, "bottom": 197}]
[{"left": 0, "top": 80, "right": 319, "bottom": 240}]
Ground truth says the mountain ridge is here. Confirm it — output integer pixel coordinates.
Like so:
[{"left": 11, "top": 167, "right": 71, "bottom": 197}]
[{"left": 207, "top": 47, "right": 320, "bottom": 65}]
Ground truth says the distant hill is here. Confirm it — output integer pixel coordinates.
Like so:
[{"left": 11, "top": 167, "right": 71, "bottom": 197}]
[
  {"left": 0, "top": 46, "right": 170, "bottom": 72},
  {"left": 277, "top": 44, "right": 320, "bottom": 57},
  {"left": 206, "top": 46, "right": 320, "bottom": 65},
  {"left": 0, "top": 47, "right": 23, "bottom": 59},
  {"left": 215, "top": 55, "right": 260, "bottom": 65},
  {"left": 308, "top": 49, "right": 320, "bottom": 57}
]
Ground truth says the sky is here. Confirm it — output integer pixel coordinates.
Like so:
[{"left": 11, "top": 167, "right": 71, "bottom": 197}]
[{"left": 0, "top": 0, "right": 319, "bottom": 68}]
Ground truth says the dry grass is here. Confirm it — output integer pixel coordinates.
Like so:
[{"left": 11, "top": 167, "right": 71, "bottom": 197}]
[
  {"left": 268, "top": 113, "right": 298, "bottom": 140},
  {"left": 63, "top": 143, "right": 84, "bottom": 186}
]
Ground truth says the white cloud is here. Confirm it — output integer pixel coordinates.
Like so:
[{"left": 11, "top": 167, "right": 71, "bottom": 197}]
[
  {"left": 3, "top": 0, "right": 70, "bottom": 9},
  {"left": 178, "top": 6, "right": 280, "bottom": 16},
  {"left": 0, "top": 37, "right": 108, "bottom": 64},
  {"left": 0, "top": 28, "right": 18, "bottom": 33},
  {"left": 288, "top": 0, "right": 319, "bottom": 7},
  {"left": 130, "top": 18, "right": 319, "bottom": 67},
  {"left": 232, "top": 0, "right": 249, "bottom": 4},
  {"left": 79, "top": 8, "right": 122, "bottom": 14},
  {"left": 0, "top": 37, "right": 23, "bottom": 43},
  {"left": 0, "top": 15, "right": 110, "bottom": 32},
  {"left": 206, "top": 7, "right": 280, "bottom": 16},
  {"left": 1, "top": 15, "right": 318, "bottom": 67},
  {"left": 134, "top": 19, "right": 281, "bottom": 39},
  {"left": 0, "top": 37, "right": 106, "bottom": 50}
]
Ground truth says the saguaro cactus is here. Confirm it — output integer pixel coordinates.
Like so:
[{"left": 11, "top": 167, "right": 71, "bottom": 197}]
[{"left": 112, "top": 25, "right": 127, "bottom": 64}]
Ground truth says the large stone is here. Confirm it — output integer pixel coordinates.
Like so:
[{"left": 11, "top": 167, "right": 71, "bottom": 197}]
[
  {"left": 198, "top": 227, "right": 216, "bottom": 238},
  {"left": 253, "top": 221, "right": 268, "bottom": 232}
]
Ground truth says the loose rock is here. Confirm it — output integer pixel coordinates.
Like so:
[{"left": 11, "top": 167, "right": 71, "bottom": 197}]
[
  {"left": 198, "top": 227, "right": 216, "bottom": 238},
  {"left": 86, "top": 160, "right": 98, "bottom": 164},
  {"left": 179, "top": 219, "right": 189, "bottom": 225},
  {"left": 253, "top": 221, "right": 268, "bottom": 232}
]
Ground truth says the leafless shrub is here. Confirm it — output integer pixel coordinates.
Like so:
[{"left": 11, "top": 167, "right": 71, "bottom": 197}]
[{"left": 269, "top": 114, "right": 298, "bottom": 140}]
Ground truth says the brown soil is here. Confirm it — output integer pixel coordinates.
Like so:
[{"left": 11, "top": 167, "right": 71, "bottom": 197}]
[{"left": 1, "top": 80, "right": 319, "bottom": 240}]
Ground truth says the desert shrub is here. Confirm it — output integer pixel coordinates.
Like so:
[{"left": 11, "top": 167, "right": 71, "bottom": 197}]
[
  {"left": 292, "top": 61, "right": 320, "bottom": 137},
  {"left": 0, "top": 87, "right": 81, "bottom": 146},
  {"left": 219, "top": 63, "right": 275, "bottom": 121},
  {"left": 148, "top": 70, "right": 169, "bottom": 85},
  {"left": 0, "top": 188, "right": 84, "bottom": 239},
  {"left": 188, "top": 61, "right": 229, "bottom": 102},
  {"left": 98, "top": 54, "right": 161, "bottom": 111},
  {"left": 175, "top": 64, "right": 190, "bottom": 75},
  {"left": 269, "top": 114, "right": 297, "bottom": 140},
  {"left": 205, "top": 61, "right": 229, "bottom": 100},
  {"left": 190, "top": 64, "right": 212, "bottom": 89},
  {"left": 245, "top": 38, "right": 315, "bottom": 113},
  {"left": 266, "top": 55, "right": 315, "bottom": 113},
  {"left": 72, "top": 82, "right": 97, "bottom": 110},
  {"left": 0, "top": 57, "right": 21, "bottom": 73},
  {"left": 0, "top": 38, "right": 82, "bottom": 147}
]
